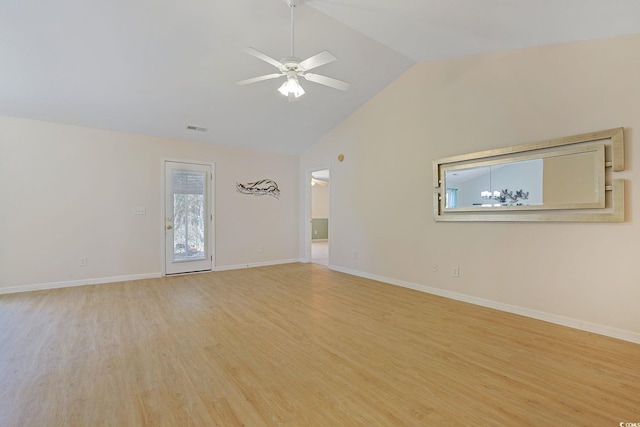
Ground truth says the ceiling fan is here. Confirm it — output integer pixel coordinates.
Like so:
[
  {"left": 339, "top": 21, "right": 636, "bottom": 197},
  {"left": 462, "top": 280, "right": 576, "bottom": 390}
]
[{"left": 236, "top": 0, "right": 350, "bottom": 101}]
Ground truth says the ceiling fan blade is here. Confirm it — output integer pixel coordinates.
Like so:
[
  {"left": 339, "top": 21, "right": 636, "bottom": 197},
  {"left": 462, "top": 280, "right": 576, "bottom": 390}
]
[
  {"left": 299, "top": 51, "right": 337, "bottom": 71},
  {"left": 303, "top": 73, "right": 350, "bottom": 91},
  {"left": 236, "top": 73, "right": 283, "bottom": 86},
  {"left": 243, "top": 47, "right": 283, "bottom": 69}
]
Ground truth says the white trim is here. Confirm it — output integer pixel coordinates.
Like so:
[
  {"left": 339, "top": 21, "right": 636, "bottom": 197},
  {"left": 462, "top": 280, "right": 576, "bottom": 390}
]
[
  {"left": 0, "top": 273, "right": 162, "bottom": 295},
  {"left": 329, "top": 265, "right": 640, "bottom": 345},
  {"left": 215, "top": 259, "right": 299, "bottom": 272}
]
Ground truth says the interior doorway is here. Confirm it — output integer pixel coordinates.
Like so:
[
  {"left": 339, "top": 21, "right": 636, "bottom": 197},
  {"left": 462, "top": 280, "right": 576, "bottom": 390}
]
[{"left": 311, "top": 169, "right": 329, "bottom": 266}]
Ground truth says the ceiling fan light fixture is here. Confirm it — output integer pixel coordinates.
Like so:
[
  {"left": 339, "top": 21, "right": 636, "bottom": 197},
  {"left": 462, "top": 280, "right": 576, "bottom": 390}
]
[{"left": 277, "top": 74, "right": 305, "bottom": 98}]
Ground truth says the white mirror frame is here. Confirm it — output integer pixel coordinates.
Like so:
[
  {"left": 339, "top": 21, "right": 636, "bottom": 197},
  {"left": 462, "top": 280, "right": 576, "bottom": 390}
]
[{"left": 433, "top": 128, "right": 625, "bottom": 222}]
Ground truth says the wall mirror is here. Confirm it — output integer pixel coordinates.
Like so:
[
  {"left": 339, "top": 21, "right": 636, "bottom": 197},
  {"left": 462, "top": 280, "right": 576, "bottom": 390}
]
[{"left": 433, "top": 128, "right": 625, "bottom": 222}]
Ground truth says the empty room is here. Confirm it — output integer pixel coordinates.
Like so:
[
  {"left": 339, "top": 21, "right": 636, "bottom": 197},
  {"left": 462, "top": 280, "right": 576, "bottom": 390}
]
[{"left": 1, "top": 1, "right": 640, "bottom": 425}]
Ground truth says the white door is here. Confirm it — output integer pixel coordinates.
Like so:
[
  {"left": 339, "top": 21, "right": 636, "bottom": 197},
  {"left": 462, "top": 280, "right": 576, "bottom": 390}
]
[{"left": 164, "top": 161, "right": 213, "bottom": 275}]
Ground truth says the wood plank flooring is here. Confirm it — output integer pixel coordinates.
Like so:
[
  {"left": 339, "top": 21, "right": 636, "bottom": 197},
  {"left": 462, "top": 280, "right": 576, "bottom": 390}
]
[{"left": 1, "top": 263, "right": 639, "bottom": 426}]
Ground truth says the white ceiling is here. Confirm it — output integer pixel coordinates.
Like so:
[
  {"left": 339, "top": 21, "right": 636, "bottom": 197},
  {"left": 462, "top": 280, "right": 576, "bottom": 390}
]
[
  {"left": 312, "top": 169, "right": 330, "bottom": 180},
  {"left": 2, "top": 0, "right": 640, "bottom": 155}
]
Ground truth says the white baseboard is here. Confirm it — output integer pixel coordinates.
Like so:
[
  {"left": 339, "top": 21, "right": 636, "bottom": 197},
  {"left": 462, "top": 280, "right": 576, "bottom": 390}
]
[
  {"left": 215, "top": 258, "right": 299, "bottom": 272},
  {"left": 0, "top": 259, "right": 300, "bottom": 293},
  {"left": 6, "top": 263, "right": 637, "bottom": 345},
  {"left": 0, "top": 272, "right": 162, "bottom": 295},
  {"left": 329, "top": 264, "right": 640, "bottom": 345}
]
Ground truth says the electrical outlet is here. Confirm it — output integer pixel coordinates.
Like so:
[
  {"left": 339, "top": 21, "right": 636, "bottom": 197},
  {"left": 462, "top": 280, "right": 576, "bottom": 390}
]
[
  {"left": 258, "top": 246, "right": 264, "bottom": 253},
  {"left": 79, "top": 257, "right": 88, "bottom": 267},
  {"left": 452, "top": 267, "right": 460, "bottom": 277},
  {"left": 432, "top": 264, "right": 438, "bottom": 272},
  {"left": 133, "top": 207, "right": 146, "bottom": 215}
]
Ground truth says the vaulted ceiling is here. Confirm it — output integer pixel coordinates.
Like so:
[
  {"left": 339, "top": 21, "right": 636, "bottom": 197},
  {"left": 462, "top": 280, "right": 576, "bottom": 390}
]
[{"left": 2, "top": 0, "right": 640, "bottom": 155}]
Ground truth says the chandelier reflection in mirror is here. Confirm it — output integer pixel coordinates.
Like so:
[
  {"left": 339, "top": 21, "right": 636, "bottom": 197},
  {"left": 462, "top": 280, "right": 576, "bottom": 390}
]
[
  {"left": 477, "top": 164, "right": 533, "bottom": 207},
  {"left": 481, "top": 189, "right": 530, "bottom": 206}
]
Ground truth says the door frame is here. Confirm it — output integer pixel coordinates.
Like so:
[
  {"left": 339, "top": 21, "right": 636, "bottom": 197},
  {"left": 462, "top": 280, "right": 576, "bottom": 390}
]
[
  {"left": 161, "top": 158, "right": 215, "bottom": 276},
  {"left": 304, "top": 165, "right": 330, "bottom": 264}
]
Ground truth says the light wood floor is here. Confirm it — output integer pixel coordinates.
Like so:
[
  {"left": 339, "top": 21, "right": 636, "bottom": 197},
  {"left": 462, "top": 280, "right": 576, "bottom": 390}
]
[
  {"left": 311, "top": 241, "right": 328, "bottom": 266},
  {"left": 1, "top": 263, "right": 639, "bottom": 426}
]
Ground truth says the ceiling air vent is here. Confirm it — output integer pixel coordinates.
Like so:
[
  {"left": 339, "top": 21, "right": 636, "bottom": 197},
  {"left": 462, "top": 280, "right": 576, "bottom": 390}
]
[{"left": 186, "top": 125, "right": 208, "bottom": 132}]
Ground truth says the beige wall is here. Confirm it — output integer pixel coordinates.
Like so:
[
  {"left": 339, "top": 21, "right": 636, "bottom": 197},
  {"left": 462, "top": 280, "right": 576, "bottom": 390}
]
[
  {"left": 0, "top": 116, "right": 299, "bottom": 291},
  {"left": 312, "top": 182, "right": 329, "bottom": 218},
  {"left": 300, "top": 33, "right": 640, "bottom": 340}
]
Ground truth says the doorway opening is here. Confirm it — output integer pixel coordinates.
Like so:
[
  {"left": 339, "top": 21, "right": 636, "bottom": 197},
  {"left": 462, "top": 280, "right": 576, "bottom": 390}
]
[{"left": 311, "top": 169, "right": 329, "bottom": 266}]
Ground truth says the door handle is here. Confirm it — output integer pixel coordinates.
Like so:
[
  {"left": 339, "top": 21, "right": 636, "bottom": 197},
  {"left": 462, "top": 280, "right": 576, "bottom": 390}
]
[{"left": 166, "top": 225, "right": 173, "bottom": 230}]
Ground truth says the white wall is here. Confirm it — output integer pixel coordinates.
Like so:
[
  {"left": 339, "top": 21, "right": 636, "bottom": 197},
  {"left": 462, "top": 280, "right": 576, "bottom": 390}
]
[
  {"left": 0, "top": 116, "right": 299, "bottom": 292},
  {"left": 300, "top": 33, "right": 640, "bottom": 341}
]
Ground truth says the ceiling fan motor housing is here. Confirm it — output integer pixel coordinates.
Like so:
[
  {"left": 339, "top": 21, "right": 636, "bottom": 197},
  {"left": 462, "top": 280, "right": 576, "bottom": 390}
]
[{"left": 280, "top": 57, "right": 304, "bottom": 73}]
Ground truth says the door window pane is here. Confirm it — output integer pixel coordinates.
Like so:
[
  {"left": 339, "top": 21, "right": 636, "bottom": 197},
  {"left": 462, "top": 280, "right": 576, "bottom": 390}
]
[{"left": 172, "top": 170, "right": 206, "bottom": 261}]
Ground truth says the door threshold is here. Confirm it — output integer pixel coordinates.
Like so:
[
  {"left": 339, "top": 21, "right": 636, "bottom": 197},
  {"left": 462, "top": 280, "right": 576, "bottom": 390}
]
[{"left": 165, "top": 269, "right": 212, "bottom": 277}]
